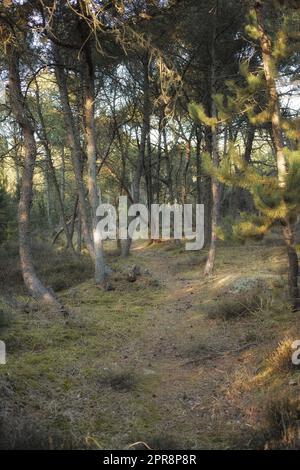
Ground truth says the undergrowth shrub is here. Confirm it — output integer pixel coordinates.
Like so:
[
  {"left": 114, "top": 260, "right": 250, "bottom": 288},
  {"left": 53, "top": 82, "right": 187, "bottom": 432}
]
[
  {"left": 203, "top": 288, "right": 264, "bottom": 320},
  {"left": 266, "top": 338, "right": 298, "bottom": 374},
  {"left": 0, "top": 412, "right": 76, "bottom": 449},
  {"left": 0, "top": 239, "right": 93, "bottom": 294},
  {"left": 264, "top": 396, "right": 300, "bottom": 448}
]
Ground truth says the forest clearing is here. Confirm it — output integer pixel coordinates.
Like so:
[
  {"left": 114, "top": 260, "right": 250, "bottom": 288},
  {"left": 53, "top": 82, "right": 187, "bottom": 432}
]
[
  {"left": 1, "top": 0, "right": 300, "bottom": 455},
  {"left": 1, "top": 237, "right": 300, "bottom": 449}
]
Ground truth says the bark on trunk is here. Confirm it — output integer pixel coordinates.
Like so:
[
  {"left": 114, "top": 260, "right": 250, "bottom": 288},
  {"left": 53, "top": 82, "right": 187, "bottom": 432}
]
[
  {"left": 255, "top": 0, "right": 299, "bottom": 309},
  {"left": 35, "top": 81, "right": 74, "bottom": 250},
  {"left": 156, "top": 113, "right": 163, "bottom": 203},
  {"left": 8, "top": 47, "right": 64, "bottom": 312},
  {"left": 255, "top": 1, "right": 287, "bottom": 187},
  {"left": 81, "top": 34, "right": 107, "bottom": 283},
  {"left": 204, "top": 121, "right": 220, "bottom": 275},
  {"left": 195, "top": 127, "right": 202, "bottom": 205},
  {"left": 121, "top": 54, "right": 150, "bottom": 257},
  {"left": 204, "top": 8, "right": 220, "bottom": 276},
  {"left": 232, "top": 122, "right": 255, "bottom": 215},
  {"left": 53, "top": 44, "right": 95, "bottom": 259},
  {"left": 283, "top": 222, "right": 300, "bottom": 310},
  {"left": 182, "top": 134, "right": 192, "bottom": 204},
  {"left": 163, "top": 126, "right": 174, "bottom": 204},
  {"left": 134, "top": 54, "right": 150, "bottom": 204}
]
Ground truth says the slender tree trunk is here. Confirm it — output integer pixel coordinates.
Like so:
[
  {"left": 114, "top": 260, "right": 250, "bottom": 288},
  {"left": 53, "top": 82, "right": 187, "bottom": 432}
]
[
  {"left": 122, "top": 53, "right": 150, "bottom": 257},
  {"left": 81, "top": 35, "right": 107, "bottom": 283},
  {"left": 244, "top": 122, "right": 255, "bottom": 164},
  {"left": 202, "top": 128, "right": 212, "bottom": 247},
  {"left": 13, "top": 123, "right": 21, "bottom": 200},
  {"left": 77, "top": 218, "right": 82, "bottom": 253},
  {"left": 163, "top": 126, "right": 174, "bottom": 204},
  {"left": 283, "top": 222, "right": 299, "bottom": 309},
  {"left": 255, "top": 0, "right": 299, "bottom": 308},
  {"left": 60, "top": 145, "right": 65, "bottom": 207},
  {"left": 133, "top": 54, "right": 150, "bottom": 205},
  {"left": 204, "top": 7, "right": 221, "bottom": 276},
  {"left": 145, "top": 133, "right": 152, "bottom": 211},
  {"left": 70, "top": 195, "right": 79, "bottom": 243},
  {"left": 8, "top": 46, "right": 64, "bottom": 311},
  {"left": 182, "top": 136, "right": 192, "bottom": 205},
  {"left": 53, "top": 44, "right": 94, "bottom": 259},
  {"left": 35, "top": 81, "right": 74, "bottom": 250},
  {"left": 232, "top": 122, "right": 255, "bottom": 215},
  {"left": 255, "top": 0, "right": 287, "bottom": 187},
  {"left": 204, "top": 114, "right": 220, "bottom": 275},
  {"left": 156, "top": 113, "right": 163, "bottom": 204},
  {"left": 45, "top": 166, "right": 52, "bottom": 229},
  {"left": 195, "top": 126, "right": 202, "bottom": 205},
  {"left": 143, "top": 57, "right": 152, "bottom": 211}
]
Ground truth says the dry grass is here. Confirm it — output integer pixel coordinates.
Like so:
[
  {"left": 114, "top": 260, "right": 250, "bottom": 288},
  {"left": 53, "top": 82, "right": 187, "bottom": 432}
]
[
  {"left": 0, "top": 239, "right": 93, "bottom": 295},
  {"left": 1, "top": 239, "right": 300, "bottom": 449},
  {"left": 264, "top": 396, "right": 300, "bottom": 448},
  {"left": 266, "top": 338, "right": 295, "bottom": 374},
  {"left": 203, "top": 289, "right": 264, "bottom": 320},
  {"left": 96, "top": 368, "right": 139, "bottom": 392}
]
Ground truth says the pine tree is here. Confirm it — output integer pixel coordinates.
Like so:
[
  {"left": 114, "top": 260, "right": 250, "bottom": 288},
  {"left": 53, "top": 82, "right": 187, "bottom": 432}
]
[{"left": 190, "top": 0, "right": 300, "bottom": 308}]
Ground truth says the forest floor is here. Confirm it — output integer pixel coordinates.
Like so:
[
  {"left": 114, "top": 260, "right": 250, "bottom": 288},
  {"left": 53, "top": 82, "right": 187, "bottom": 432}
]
[{"left": 1, "top": 238, "right": 300, "bottom": 449}]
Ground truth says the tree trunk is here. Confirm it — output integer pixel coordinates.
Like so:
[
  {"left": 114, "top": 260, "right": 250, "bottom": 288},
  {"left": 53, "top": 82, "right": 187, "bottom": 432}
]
[
  {"left": 232, "top": 121, "right": 255, "bottom": 216},
  {"left": 255, "top": 0, "right": 299, "bottom": 309},
  {"left": 44, "top": 166, "right": 52, "bottom": 229},
  {"left": 156, "top": 113, "right": 163, "bottom": 204},
  {"left": 283, "top": 222, "right": 300, "bottom": 310},
  {"left": 8, "top": 46, "right": 64, "bottom": 312},
  {"left": 204, "top": 122, "right": 220, "bottom": 275},
  {"left": 255, "top": 1, "right": 287, "bottom": 187},
  {"left": 182, "top": 134, "right": 192, "bottom": 204},
  {"left": 35, "top": 80, "right": 74, "bottom": 250},
  {"left": 53, "top": 44, "right": 95, "bottom": 259},
  {"left": 81, "top": 34, "right": 107, "bottom": 283},
  {"left": 195, "top": 126, "right": 202, "bottom": 205},
  {"left": 134, "top": 54, "right": 150, "bottom": 205},
  {"left": 204, "top": 7, "right": 220, "bottom": 276},
  {"left": 77, "top": 217, "right": 82, "bottom": 253},
  {"left": 163, "top": 125, "right": 174, "bottom": 204},
  {"left": 121, "top": 53, "right": 150, "bottom": 257}
]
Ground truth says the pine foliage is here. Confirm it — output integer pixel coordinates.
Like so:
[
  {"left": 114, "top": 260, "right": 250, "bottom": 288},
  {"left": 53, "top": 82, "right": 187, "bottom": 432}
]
[{"left": 189, "top": 1, "right": 300, "bottom": 245}]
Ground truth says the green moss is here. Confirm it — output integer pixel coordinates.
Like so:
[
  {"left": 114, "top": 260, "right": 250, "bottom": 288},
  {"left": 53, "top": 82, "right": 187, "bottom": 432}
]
[{"left": 1, "top": 241, "right": 298, "bottom": 449}]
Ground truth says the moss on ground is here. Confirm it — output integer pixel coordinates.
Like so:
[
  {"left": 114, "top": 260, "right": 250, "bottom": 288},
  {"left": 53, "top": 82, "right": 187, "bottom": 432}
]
[{"left": 1, "top": 239, "right": 300, "bottom": 449}]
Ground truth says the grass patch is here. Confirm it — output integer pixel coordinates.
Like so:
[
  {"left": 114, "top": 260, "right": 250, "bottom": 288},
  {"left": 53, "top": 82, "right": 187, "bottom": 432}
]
[
  {"left": 0, "top": 412, "right": 77, "bottom": 449},
  {"left": 266, "top": 338, "right": 297, "bottom": 374},
  {"left": 0, "top": 298, "right": 12, "bottom": 328},
  {"left": 264, "top": 396, "right": 300, "bottom": 448},
  {"left": 129, "top": 433, "right": 189, "bottom": 450},
  {"left": 96, "top": 368, "right": 139, "bottom": 392},
  {"left": 203, "top": 289, "right": 264, "bottom": 320},
  {"left": 1, "top": 240, "right": 299, "bottom": 449},
  {"left": 0, "top": 239, "right": 93, "bottom": 295}
]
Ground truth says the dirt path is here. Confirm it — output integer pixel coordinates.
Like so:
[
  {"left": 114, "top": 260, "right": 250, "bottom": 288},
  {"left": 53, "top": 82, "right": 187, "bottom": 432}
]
[
  {"left": 121, "top": 243, "right": 272, "bottom": 449},
  {"left": 1, "top": 241, "right": 292, "bottom": 449}
]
